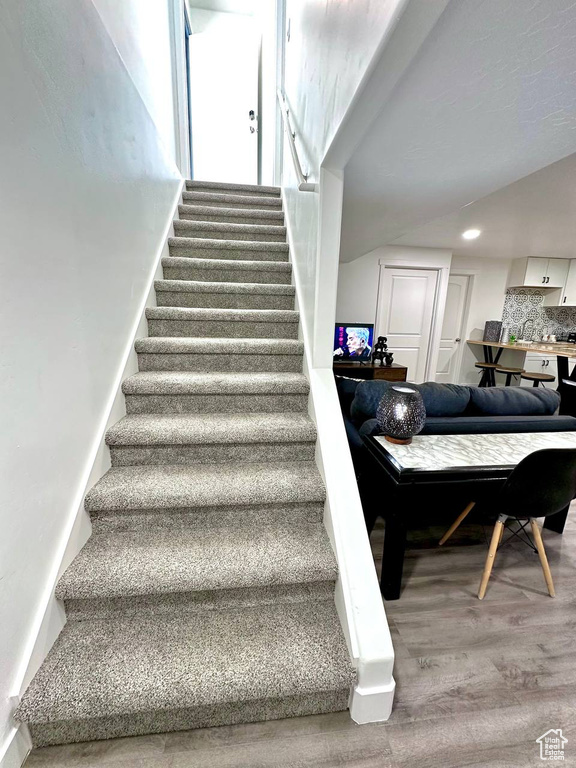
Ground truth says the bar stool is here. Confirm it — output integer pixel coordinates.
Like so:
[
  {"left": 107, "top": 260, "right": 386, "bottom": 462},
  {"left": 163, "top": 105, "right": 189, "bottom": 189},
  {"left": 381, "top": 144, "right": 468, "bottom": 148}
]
[
  {"left": 520, "top": 371, "right": 556, "bottom": 388},
  {"left": 474, "top": 361, "right": 498, "bottom": 387},
  {"left": 495, "top": 365, "right": 524, "bottom": 386}
]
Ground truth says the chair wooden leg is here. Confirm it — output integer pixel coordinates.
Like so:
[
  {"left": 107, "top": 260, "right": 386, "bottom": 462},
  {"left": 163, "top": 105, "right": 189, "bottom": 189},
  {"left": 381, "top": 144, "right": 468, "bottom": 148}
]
[
  {"left": 498, "top": 523, "right": 505, "bottom": 546},
  {"left": 478, "top": 520, "right": 504, "bottom": 599},
  {"left": 439, "top": 501, "right": 475, "bottom": 546},
  {"left": 530, "top": 519, "right": 556, "bottom": 597}
]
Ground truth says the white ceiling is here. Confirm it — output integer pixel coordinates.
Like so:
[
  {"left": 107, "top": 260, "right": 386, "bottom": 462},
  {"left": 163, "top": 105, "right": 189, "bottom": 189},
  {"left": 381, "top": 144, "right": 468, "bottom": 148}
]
[
  {"left": 340, "top": 0, "right": 576, "bottom": 262},
  {"left": 391, "top": 153, "right": 576, "bottom": 259}
]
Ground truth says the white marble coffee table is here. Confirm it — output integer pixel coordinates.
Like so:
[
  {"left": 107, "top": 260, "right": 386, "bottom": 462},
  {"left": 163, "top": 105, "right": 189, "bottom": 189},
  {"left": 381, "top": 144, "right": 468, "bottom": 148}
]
[
  {"left": 364, "top": 431, "right": 576, "bottom": 599},
  {"left": 376, "top": 431, "right": 576, "bottom": 473}
]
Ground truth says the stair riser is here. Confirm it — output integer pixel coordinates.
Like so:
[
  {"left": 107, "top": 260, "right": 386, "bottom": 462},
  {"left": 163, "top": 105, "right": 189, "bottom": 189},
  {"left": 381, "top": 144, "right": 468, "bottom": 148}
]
[
  {"left": 182, "top": 195, "right": 282, "bottom": 210},
  {"left": 169, "top": 244, "right": 289, "bottom": 262},
  {"left": 174, "top": 226, "right": 286, "bottom": 243},
  {"left": 162, "top": 265, "right": 291, "bottom": 285},
  {"left": 109, "top": 442, "right": 315, "bottom": 466},
  {"left": 125, "top": 393, "right": 308, "bottom": 414},
  {"left": 147, "top": 318, "right": 299, "bottom": 339},
  {"left": 27, "top": 689, "right": 350, "bottom": 747},
  {"left": 155, "top": 292, "right": 295, "bottom": 311},
  {"left": 64, "top": 582, "right": 335, "bottom": 622},
  {"left": 137, "top": 353, "right": 303, "bottom": 373},
  {"left": 186, "top": 183, "right": 280, "bottom": 197},
  {"left": 90, "top": 503, "right": 324, "bottom": 532},
  {"left": 179, "top": 210, "right": 284, "bottom": 226}
]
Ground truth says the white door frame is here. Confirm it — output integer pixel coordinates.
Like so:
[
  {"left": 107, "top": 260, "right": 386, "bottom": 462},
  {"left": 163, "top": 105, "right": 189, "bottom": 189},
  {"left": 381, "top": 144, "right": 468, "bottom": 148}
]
[
  {"left": 375, "top": 255, "right": 451, "bottom": 382},
  {"left": 169, "top": 0, "right": 191, "bottom": 178}
]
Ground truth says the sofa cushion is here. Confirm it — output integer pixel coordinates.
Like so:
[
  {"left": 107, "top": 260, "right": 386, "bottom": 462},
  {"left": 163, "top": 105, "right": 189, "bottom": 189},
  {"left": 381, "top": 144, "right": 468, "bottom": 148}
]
[
  {"left": 350, "top": 380, "right": 470, "bottom": 424},
  {"left": 416, "top": 382, "right": 471, "bottom": 417},
  {"left": 350, "top": 381, "right": 393, "bottom": 425},
  {"left": 467, "top": 386, "right": 560, "bottom": 416}
]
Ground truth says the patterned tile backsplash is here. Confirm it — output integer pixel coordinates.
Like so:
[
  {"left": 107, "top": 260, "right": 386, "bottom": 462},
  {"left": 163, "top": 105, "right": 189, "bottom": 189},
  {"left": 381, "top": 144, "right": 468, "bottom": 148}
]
[{"left": 502, "top": 289, "right": 576, "bottom": 339}]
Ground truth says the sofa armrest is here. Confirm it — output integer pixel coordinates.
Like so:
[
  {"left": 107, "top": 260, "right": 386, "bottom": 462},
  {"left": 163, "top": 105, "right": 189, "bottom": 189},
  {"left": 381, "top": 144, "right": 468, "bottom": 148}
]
[{"left": 422, "top": 415, "right": 576, "bottom": 434}]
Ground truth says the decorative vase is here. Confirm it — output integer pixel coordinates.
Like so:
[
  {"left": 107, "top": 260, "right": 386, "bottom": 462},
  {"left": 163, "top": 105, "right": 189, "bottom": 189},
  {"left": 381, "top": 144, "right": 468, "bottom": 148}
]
[{"left": 376, "top": 385, "right": 426, "bottom": 445}]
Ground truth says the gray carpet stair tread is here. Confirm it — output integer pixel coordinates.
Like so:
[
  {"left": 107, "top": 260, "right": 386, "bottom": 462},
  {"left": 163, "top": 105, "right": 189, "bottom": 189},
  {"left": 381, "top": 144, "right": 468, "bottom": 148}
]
[
  {"left": 179, "top": 204, "right": 284, "bottom": 221},
  {"left": 174, "top": 220, "right": 286, "bottom": 237},
  {"left": 56, "top": 522, "right": 336, "bottom": 599},
  {"left": 154, "top": 279, "right": 295, "bottom": 295},
  {"left": 85, "top": 462, "right": 325, "bottom": 511},
  {"left": 135, "top": 337, "right": 303, "bottom": 355},
  {"left": 106, "top": 412, "right": 316, "bottom": 446},
  {"left": 186, "top": 180, "right": 281, "bottom": 196},
  {"left": 161, "top": 256, "right": 292, "bottom": 274},
  {"left": 122, "top": 371, "right": 309, "bottom": 395},
  {"left": 145, "top": 307, "right": 298, "bottom": 323},
  {"left": 15, "top": 601, "right": 353, "bottom": 723},
  {"left": 182, "top": 191, "right": 282, "bottom": 207},
  {"left": 168, "top": 237, "right": 289, "bottom": 252}
]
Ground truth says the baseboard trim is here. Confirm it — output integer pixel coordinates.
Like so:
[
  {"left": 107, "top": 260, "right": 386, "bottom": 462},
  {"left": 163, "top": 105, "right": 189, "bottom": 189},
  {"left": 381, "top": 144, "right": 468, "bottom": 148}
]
[
  {"left": 0, "top": 725, "right": 31, "bottom": 768},
  {"left": 9, "top": 179, "right": 185, "bottom": 746}
]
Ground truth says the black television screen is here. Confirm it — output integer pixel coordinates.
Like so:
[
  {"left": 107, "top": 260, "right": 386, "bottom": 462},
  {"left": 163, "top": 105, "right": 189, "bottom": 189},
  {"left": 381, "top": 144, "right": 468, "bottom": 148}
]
[{"left": 333, "top": 323, "right": 374, "bottom": 361}]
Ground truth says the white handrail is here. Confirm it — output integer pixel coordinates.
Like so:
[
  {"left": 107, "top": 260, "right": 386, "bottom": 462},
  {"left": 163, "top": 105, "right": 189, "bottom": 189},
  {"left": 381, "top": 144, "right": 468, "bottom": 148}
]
[{"left": 277, "top": 89, "right": 317, "bottom": 192}]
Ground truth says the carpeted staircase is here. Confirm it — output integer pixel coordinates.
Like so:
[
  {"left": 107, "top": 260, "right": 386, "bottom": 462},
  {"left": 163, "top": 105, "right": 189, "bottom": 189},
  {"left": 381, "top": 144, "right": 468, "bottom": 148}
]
[{"left": 15, "top": 181, "right": 354, "bottom": 748}]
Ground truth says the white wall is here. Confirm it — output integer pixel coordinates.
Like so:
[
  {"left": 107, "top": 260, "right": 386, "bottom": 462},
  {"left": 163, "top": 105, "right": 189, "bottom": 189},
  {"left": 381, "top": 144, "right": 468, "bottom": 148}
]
[
  {"left": 0, "top": 1, "right": 181, "bottom": 762},
  {"left": 450, "top": 256, "right": 513, "bottom": 384},
  {"left": 282, "top": 0, "right": 405, "bottom": 357},
  {"left": 93, "top": 0, "right": 178, "bottom": 164}
]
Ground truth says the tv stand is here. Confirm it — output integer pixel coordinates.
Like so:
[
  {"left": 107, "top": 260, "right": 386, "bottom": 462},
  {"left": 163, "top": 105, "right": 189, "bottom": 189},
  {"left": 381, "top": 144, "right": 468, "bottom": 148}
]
[{"left": 333, "top": 361, "right": 408, "bottom": 381}]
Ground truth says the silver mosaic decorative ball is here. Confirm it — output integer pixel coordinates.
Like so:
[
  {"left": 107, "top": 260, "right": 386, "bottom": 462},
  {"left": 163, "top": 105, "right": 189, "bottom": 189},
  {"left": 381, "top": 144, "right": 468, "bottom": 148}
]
[{"left": 376, "top": 386, "right": 426, "bottom": 444}]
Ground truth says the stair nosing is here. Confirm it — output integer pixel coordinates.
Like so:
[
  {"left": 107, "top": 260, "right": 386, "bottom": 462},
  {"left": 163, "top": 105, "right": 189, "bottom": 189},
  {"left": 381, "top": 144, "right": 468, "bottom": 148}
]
[
  {"left": 169, "top": 237, "right": 289, "bottom": 252},
  {"left": 161, "top": 256, "right": 292, "bottom": 272},
  {"left": 154, "top": 279, "right": 295, "bottom": 295},
  {"left": 122, "top": 372, "right": 309, "bottom": 396},
  {"left": 145, "top": 307, "right": 298, "bottom": 322}
]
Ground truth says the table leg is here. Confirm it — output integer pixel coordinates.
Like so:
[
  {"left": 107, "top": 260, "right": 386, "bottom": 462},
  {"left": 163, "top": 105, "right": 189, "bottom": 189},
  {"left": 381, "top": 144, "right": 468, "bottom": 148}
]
[
  {"left": 381, "top": 514, "right": 407, "bottom": 600},
  {"left": 483, "top": 345, "right": 493, "bottom": 363},
  {"left": 543, "top": 504, "right": 569, "bottom": 534}
]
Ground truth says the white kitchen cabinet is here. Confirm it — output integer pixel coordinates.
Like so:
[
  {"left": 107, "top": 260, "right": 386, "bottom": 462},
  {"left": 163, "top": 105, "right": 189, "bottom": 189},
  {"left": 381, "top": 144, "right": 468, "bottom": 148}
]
[
  {"left": 546, "top": 259, "right": 570, "bottom": 288},
  {"left": 508, "top": 257, "right": 569, "bottom": 290},
  {"left": 520, "top": 354, "right": 558, "bottom": 386},
  {"left": 561, "top": 260, "right": 576, "bottom": 306}
]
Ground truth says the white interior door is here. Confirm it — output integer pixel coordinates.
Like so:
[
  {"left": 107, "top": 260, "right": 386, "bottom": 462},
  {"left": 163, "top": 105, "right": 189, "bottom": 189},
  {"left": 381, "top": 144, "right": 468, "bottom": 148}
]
[
  {"left": 436, "top": 275, "right": 469, "bottom": 383},
  {"left": 376, "top": 267, "right": 439, "bottom": 382},
  {"left": 189, "top": 29, "right": 259, "bottom": 184}
]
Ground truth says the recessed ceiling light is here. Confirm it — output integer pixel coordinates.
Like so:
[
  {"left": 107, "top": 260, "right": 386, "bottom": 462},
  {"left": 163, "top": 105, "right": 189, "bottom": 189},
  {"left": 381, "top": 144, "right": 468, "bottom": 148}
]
[{"left": 462, "top": 229, "right": 481, "bottom": 240}]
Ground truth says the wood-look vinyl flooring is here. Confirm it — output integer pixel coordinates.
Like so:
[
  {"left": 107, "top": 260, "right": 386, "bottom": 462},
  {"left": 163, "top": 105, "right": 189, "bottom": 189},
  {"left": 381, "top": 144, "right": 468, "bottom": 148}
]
[{"left": 26, "top": 507, "right": 576, "bottom": 768}]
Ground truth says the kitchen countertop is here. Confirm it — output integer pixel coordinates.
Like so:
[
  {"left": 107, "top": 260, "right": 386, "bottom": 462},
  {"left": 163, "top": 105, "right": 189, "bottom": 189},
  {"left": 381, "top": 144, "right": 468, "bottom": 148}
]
[{"left": 467, "top": 339, "right": 576, "bottom": 357}]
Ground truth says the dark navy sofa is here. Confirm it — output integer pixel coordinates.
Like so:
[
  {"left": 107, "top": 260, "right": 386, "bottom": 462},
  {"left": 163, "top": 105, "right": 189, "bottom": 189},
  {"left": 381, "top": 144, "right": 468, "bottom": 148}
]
[{"left": 336, "top": 377, "right": 576, "bottom": 470}]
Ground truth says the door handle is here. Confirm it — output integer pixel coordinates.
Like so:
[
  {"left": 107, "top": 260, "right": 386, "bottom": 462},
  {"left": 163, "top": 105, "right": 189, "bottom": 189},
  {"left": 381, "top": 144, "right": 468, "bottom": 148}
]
[
  {"left": 249, "top": 110, "right": 256, "bottom": 120},
  {"left": 542, "top": 277, "right": 546, "bottom": 283},
  {"left": 249, "top": 126, "right": 256, "bottom": 133},
  {"left": 455, "top": 338, "right": 461, "bottom": 342},
  {"left": 546, "top": 276, "right": 550, "bottom": 284}
]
